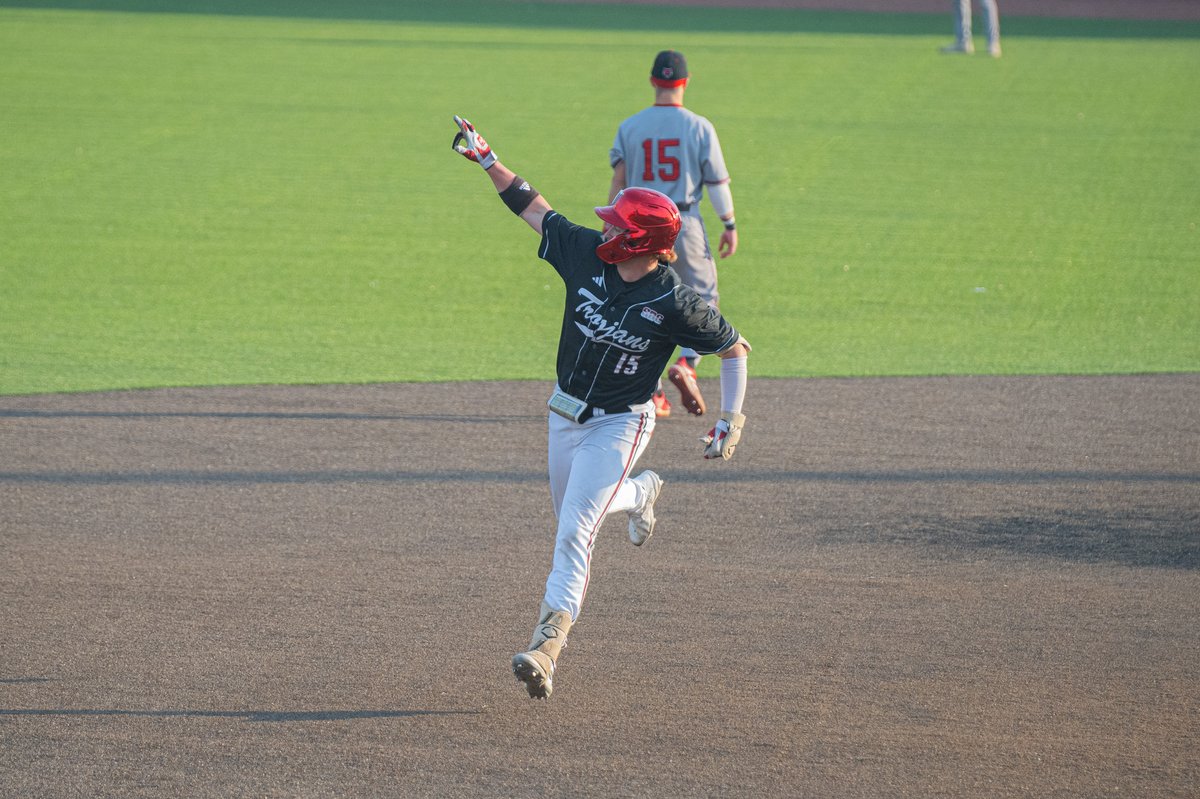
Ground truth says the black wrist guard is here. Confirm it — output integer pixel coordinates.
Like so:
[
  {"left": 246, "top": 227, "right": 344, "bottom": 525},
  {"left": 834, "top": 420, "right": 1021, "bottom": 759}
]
[{"left": 499, "top": 175, "right": 540, "bottom": 216}]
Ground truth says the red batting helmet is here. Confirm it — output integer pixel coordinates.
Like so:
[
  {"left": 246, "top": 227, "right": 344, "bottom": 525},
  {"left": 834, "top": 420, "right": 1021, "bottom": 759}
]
[{"left": 594, "top": 188, "right": 682, "bottom": 264}]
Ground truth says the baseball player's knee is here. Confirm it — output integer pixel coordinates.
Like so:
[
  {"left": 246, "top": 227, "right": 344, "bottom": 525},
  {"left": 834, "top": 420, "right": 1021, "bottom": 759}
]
[{"left": 555, "top": 512, "right": 599, "bottom": 546}]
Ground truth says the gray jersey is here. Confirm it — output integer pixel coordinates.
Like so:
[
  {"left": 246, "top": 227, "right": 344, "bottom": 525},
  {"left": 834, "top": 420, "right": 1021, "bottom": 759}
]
[{"left": 610, "top": 105, "right": 730, "bottom": 210}]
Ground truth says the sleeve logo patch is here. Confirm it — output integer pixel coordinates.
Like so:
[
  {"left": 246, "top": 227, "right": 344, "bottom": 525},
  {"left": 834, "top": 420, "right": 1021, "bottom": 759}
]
[{"left": 640, "top": 307, "right": 664, "bottom": 325}]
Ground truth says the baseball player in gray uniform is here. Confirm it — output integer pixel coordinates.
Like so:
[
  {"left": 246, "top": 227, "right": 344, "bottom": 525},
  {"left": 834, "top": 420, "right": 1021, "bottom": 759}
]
[
  {"left": 609, "top": 50, "right": 738, "bottom": 419},
  {"left": 452, "top": 114, "right": 751, "bottom": 700}
]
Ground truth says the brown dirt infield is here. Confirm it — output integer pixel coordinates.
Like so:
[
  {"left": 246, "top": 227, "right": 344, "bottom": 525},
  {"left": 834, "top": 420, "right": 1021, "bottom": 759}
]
[{"left": 2, "top": 375, "right": 1197, "bottom": 797}]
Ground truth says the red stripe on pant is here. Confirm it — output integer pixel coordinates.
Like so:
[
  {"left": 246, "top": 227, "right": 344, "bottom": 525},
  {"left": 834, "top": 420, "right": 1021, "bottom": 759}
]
[{"left": 579, "top": 413, "right": 651, "bottom": 607}]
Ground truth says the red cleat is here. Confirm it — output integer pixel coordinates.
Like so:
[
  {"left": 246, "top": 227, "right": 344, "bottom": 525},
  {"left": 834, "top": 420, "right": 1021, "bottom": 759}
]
[
  {"left": 668, "top": 358, "right": 706, "bottom": 416},
  {"left": 652, "top": 390, "right": 672, "bottom": 418}
]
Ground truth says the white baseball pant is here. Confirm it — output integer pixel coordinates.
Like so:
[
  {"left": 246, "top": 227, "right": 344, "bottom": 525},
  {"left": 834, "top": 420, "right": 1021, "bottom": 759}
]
[{"left": 542, "top": 401, "right": 656, "bottom": 621}]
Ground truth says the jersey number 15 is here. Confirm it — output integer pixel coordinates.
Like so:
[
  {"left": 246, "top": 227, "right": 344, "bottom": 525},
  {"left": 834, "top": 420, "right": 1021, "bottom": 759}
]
[
  {"left": 641, "top": 138, "right": 681, "bottom": 182},
  {"left": 613, "top": 353, "right": 641, "bottom": 375}
]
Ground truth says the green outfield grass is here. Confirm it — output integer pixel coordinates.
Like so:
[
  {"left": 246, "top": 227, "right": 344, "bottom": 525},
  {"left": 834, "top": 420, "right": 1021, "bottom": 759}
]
[{"left": 1, "top": 1, "right": 1198, "bottom": 394}]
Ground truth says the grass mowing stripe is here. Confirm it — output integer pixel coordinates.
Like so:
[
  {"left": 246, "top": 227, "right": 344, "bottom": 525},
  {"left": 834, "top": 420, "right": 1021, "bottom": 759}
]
[{"left": 1, "top": 4, "right": 1197, "bottom": 394}]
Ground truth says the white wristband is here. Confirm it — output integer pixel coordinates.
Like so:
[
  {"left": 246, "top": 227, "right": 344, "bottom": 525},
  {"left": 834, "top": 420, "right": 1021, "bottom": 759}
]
[{"left": 719, "top": 356, "right": 747, "bottom": 414}]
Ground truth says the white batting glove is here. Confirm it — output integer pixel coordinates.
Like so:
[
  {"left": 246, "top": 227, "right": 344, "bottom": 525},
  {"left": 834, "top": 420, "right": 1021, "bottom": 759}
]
[
  {"left": 452, "top": 115, "right": 496, "bottom": 169},
  {"left": 702, "top": 411, "right": 746, "bottom": 461}
]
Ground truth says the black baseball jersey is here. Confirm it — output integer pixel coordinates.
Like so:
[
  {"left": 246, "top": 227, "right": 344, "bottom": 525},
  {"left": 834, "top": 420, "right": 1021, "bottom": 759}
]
[{"left": 538, "top": 210, "right": 740, "bottom": 409}]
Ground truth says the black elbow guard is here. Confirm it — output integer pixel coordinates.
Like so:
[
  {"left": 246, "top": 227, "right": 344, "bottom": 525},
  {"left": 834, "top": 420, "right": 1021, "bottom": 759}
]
[{"left": 499, "top": 175, "right": 540, "bottom": 215}]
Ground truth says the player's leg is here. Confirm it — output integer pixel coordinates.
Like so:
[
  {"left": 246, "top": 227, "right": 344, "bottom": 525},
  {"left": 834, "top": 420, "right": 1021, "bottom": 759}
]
[
  {"left": 978, "top": 0, "right": 1000, "bottom": 55},
  {"left": 547, "top": 411, "right": 582, "bottom": 519},
  {"left": 672, "top": 215, "right": 719, "bottom": 309},
  {"left": 511, "top": 601, "right": 573, "bottom": 700},
  {"left": 668, "top": 216, "right": 718, "bottom": 415},
  {"left": 652, "top": 380, "right": 672, "bottom": 418},
  {"left": 942, "top": 0, "right": 974, "bottom": 53},
  {"left": 515, "top": 410, "right": 655, "bottom": 698},
  {"left": 542, "top": 411, "right": 655, "bottom": 619},
  {"left": 514, "top": 411, "right": 583, "bottom": 699},
  {"left": 957, "top": 0, "right": 974, "bottom": 51},
  {"left": 668, "top": 355, "right": 705, "bottom": 416}
]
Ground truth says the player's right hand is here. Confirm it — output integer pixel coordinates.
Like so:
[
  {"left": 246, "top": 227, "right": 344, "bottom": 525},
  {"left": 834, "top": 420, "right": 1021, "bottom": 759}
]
[
  {"left": 452, "top": 115, "right": 496, "bottom": 169},
  {"left": 718, "top": 228, "right": 738, "bottom": 259}
]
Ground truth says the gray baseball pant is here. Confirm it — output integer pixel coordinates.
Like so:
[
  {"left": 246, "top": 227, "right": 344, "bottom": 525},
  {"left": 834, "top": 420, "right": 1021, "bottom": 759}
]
[{"left": 954, "top": 0, "right": 1000, "bottom": 50}]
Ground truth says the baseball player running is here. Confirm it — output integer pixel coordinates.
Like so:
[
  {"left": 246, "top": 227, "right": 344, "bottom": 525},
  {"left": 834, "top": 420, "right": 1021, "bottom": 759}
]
[
  {"left": 452, "top": 114, "right": 751, "bottom": 700},
  {"left": 609, "top": 50, "right": 739, "bottom": 419}
]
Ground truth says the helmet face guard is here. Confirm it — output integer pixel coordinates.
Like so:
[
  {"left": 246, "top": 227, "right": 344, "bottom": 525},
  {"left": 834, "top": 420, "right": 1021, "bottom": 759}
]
[{"left": 594, "top": 188, "right": 681, "bottom": 264}]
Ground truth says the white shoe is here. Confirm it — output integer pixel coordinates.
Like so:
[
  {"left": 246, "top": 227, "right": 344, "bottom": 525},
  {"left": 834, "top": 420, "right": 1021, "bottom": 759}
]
[
  {"left": 512, "top": 650, "right": 555, "bottom": 699},
  {"left": 627, "top": 470, "right": 663, "bottom": 546},
  {"left": 989, "top": 43, "right": 1002, "bottom": 57},
  {"left": 512, "top": 604, "right": 571, "bottom": 700}
]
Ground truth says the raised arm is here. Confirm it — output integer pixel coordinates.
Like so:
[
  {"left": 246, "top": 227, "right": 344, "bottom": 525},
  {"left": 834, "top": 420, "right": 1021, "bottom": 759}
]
[{"left": 452, "top": 115, "right": 551, "bottom": 234}]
